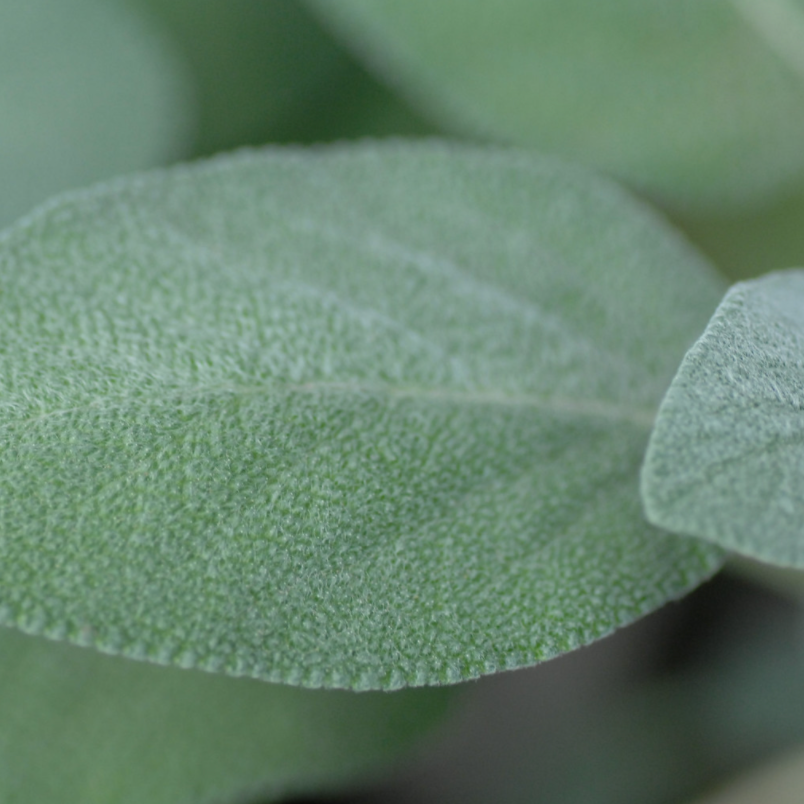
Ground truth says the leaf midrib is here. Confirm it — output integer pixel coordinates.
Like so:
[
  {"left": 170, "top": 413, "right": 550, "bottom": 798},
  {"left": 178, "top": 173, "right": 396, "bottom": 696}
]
[{"left": 0, "top": 380, "right": 657, "bottom": 432}]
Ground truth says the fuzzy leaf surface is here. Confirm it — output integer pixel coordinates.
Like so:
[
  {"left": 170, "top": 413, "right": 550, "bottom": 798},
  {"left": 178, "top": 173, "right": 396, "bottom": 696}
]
[
  {"left": 0, "top": 626, "right": 451, "bottom": 804},
  {"left": 0, "top": 142, "right": 725, "bottom": 689},
  {"left": 643, "top": 270, "right": 804, "bottom": 567},
  {"left": 308, "top": 0, "right": 804, "bottom": 211},
  {"left": 0, "top": 0, "right": 191, "bottom": 228}
]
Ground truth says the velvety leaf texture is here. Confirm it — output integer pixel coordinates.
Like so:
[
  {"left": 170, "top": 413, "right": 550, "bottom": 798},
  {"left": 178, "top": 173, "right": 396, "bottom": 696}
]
[
  {"left": 0, "top": 0, "right": 191, "bottom": 228},
  {"left": 0, "top": 626, "right": 452, "bottom": 804},
  {"left": 308, "top": 0, "right": 804, "bottom": 211},
  {"left": 0, "top": 142, "right": 725, "bottom": 690},
  {"left": 643, "top": 270, "right": 804, "bottom": 567}
]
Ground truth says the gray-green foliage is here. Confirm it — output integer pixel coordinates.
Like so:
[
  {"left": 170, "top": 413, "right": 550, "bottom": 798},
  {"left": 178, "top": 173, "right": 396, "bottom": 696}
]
[
  {"left": 0, "top": 0, "right": 191, "bottom": 229},
  {"left": 307, "top": 0, "right": 804, "bottom": 211},
  {"left": 642, "top": 270, "right": 804, "bottom": 567},
  {"left": 0, "top": 626, "right": 451, "bottom": 804},
  {"left": 0, "top": 142, "right": 725, "bottom": 690}
]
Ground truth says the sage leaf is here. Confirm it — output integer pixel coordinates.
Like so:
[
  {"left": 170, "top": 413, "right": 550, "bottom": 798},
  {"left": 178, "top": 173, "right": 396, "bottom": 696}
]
[
  {"left": 307, "top": 0, "right": 804, "bottom": 211},
  {"left": 0, "top": 142, "right": 725, "bottom": 690},
  {"left": 642, "top": 270, "right": 804, "bottom": 567},
  {"left": 0, "top": 626, "right": 452, "bottom": 804},
  {"left": 0, "top": 0, "right": 192, "bottom": 228}
]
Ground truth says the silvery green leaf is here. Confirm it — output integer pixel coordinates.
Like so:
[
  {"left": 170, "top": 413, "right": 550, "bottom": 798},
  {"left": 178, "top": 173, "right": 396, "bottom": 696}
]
[
  {"left": 0, "top": 0, "right": 191, "bottom": 228},
  {"left": 0, "top": 626, "right": 452, "bottom": 803},
  {"left": 643, "top": 270, "right": 804, "bottom": 566},
  {"left": 307, "top": 0, "right": 804, "bottom": 211},
  {"left": 0, "top": 142, "right": 724, "bottom": 689}
]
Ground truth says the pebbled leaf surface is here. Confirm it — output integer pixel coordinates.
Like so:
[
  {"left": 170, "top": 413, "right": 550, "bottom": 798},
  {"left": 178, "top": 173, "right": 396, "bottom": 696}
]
[
  {"left": 0, "top": 0, "right": 191, "bottom": 229},
  {"left": 0, "top": 142, "right": 725, "bottom": 689},
  {"left": 643, "top": 270, "right": 804, "bottom": 567},
  {"left": 307, "top": 0, "right": 804, "bottom": 211},
  {"left": 0, "top": 625, "right": 452, "bottom": 804}
]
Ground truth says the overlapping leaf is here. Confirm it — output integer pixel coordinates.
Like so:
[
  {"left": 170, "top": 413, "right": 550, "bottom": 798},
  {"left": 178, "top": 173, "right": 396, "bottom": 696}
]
[
  {"left": 0, "top": 0, "right": 192, "bottom": 229},
  {"left": 308, "top": 0, "right": 804, "bottom": 211},
  {"left": 0, "top": 142, "right": 725, "bottom": 690},
  {"left": 0, "top": 626, "right": 452, "bottom": 803},
  {"left": 643, "top": 270, "right": 804, "bottom": 567}
]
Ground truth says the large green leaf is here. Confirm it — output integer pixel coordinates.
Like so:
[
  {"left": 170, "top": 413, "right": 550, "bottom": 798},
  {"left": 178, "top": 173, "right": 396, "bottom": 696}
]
[
  {"left": 0, "top": 626, "right": 452, "bottom": 803},
  {"left": 0, "top": 142, "right": 725, "bottom": 690},
  {"left": 642, "top": 270, "right": 804, "bottom": 566},
  {"left": 307, "top": 0, "right": 804, "bottom": 211},
  {"left": 0, "top": 0, "right": 192, "bottom": 230}
]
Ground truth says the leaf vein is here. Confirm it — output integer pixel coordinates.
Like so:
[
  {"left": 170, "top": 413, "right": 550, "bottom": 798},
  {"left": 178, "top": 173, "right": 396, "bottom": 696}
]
[{"left": 0, "top": 381, "right": 656, "bottom": 432}]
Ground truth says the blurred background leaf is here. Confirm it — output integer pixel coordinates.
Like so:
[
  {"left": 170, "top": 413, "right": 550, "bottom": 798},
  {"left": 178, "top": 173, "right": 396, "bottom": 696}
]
[
  {"left": 0, "top": 626, "right": 455, "bottom": 804},
  {"left": 130, "top": 0, "right": 438, "bottom": 157},
  {"left": 689, "top": 746, "right": 804, "bottom": 804},
  {"left": 668, "top": 188, "right": 804, "bottom": 283},
  {"left": 354, "top": 573, "right": 804, "bottom": 804},
  {"left": 303, "top": 0, "right": 804, "bottom": 287},
  {"left": 305, "top": 0, "right": 804, "bottom": 214},
  {"left": 0, "top": 0, "right": 193, "bottom": 229}
]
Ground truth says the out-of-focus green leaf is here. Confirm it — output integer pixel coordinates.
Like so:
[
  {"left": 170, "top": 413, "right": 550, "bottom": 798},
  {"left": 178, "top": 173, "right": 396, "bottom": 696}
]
[
  {"left": 670, "top": 185, "right": 804, "bottom": 282},
  {"left": 0, "top": 142, "right": 724, "bottom": 690},
  {"left": 0, "top": 626, "right": 453, "bottom": 804},
  {"left": 308, "top": 0, "right": 804, "bottom": 211},
  {"left": 379, "top": 579, "right": 804, "bottom": 804},
  {"left": 535, "top": 616, "right": 804, "bottom": 804},
  {"left": 0, "top": 0, "right": 192, "bottom": 229},
  {"left": 689, "top": 749, "right": 804, "bottom": 804},
  {"left": 643, "top": 270, "right": 804, "bottom": 566},
  {"left": 132, "top": 0, "right": 436, "bottom": 156}
]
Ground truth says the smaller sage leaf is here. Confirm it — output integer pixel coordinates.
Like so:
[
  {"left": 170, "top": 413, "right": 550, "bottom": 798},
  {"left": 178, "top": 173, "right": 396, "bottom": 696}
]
[
  {"left": 0, "top": 626, "right": 453, "bottom": 804},
  {"left": 642, "top": 270, "right": 804, "bottom": 567}
]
